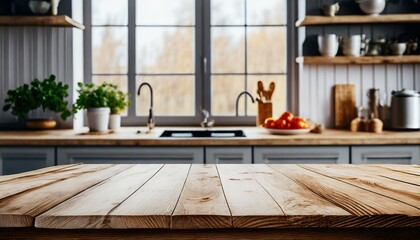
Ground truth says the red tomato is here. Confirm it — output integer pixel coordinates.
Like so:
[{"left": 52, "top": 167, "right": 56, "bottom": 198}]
[
  {"left": 264, "top": 117, "right": 276, "bottom": 129},
  {"left": 291, "top": 117, "right": 308, "bottom": 129},
  {"left": 280, "top": 112, "right": 294, "bottom": 123},
  {"left": 275, "top": 118, "right": 287, "bottom": 129}
]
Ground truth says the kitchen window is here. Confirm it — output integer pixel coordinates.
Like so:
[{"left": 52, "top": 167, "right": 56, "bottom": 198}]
[{"left": 84, "top": 0, "right": 290, "bottom": 126}]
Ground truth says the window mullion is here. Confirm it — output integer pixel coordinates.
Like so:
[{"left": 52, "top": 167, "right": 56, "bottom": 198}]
[
  {"left": 202, "top": 0, "right": 211, "bottom": 115},
  {"left": 127, "top": 0, "right": 137, "bottom": 122}
]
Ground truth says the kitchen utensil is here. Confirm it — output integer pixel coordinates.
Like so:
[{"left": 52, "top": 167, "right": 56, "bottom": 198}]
[
  {"left": 341, "top": 35, "right": 362, "bottom": 57},
  {"left": 321, "top": 2, "right": 340, "bottom": 17},
  {"left": 334, "top": 84, "right": 357, "bottom": 129},
  {"left": 356, "top": 0, "right": 386, "bottom": 16},
  {"left": 257, "top": 81, "right": 264, "bottom": 100},
  {"left": 263, "top": 128, "right": 310, "bottom": 135},
  {"left": 28, "top": 1, "right": 50, "bottom": 14},
  {"left": 390, "top": 42, "right": 407, "bottom": 56},
  {"left": 318, "top": 34, "right": 339, "bottom": 57},
  {"left": 257, "top": 102, "right": 272, "bottom": 127},
  {"left": 267, "top": 82, "right": 275, "bottom": 101},
  {"left": 390, "top": 89, "right": 420, "bottom": 130},
  {"left": 368, "top": 88, "right": 380, "bottom": 118}
]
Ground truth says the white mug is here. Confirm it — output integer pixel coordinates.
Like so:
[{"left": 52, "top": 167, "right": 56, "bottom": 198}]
[
  {"left": 318, "top": 34, "right": 339, "bottom": 57},
  {"left": 342, "top": 35, "right": 362, "bottom": 57}
]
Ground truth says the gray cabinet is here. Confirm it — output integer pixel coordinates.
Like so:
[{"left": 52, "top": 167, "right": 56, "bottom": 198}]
[
  {"left": 351, "top": 146, "right": 420, "bottom": 164},
  {"left": 205, "top": 147, "right": 252, "bottom": 164},
  {"left": 57, "top": 147, "right": 204, "bottom": 164},
  {"left": 0, "top": 147, "right": 55, "bottom": 175},
  {"left": 254, "top": 146, "right": 349, "bottom": 164}
]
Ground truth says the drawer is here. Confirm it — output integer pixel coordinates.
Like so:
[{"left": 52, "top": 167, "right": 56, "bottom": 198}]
[
  {"left": 351, "top": 146, "right": 420, "bottom": 164},
  {"left": 205, "top": 147, "right": 252, "bottom": 164}
]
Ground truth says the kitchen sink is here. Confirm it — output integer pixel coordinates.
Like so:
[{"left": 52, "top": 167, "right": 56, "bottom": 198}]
[{"left": 160, "top": 130, "right": 246, "bottom": 138}]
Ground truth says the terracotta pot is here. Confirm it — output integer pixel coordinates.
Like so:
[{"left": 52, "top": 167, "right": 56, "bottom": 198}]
[{"left": 25, "top": 119, "right": 57, "bottom": 130}]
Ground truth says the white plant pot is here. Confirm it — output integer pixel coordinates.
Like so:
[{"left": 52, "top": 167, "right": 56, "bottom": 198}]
[
  {"left": 109, "top": 114, "right": 121, "bottom": 130},
  {"left": 87, "top": 107, "right": 110, "bottom": 132}
]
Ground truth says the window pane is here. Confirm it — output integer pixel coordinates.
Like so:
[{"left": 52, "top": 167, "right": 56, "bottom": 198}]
[
  {"left": 247, "top": 27, "right": 286, "bottom": 73},
  {"left": 92, "top": 76, "right": 128, "bottom": 116},
  {"left": 211, "top": 75, "right": 245, "bottom": 116},
  {"left": 211, "top": 0, "right": 245, "bottom": 25},
  {"left": 92, "top": 0, "right": 128, "bottom": 25},
  {"left": 247, "top": 75, "right": 286, "bottom": 118},
  {"left": 246, "top": 0, "right": 287, "bottom": 25},
  {"left": 211, "top": 27, "right": 245, "bottom": 73},
  {"left": 136, "top": 76, "right": 195, "bottom": 116},
  {"left": 136, "top": 27, "right": 194, "bottom": 74},
  {"left": 136, "top": 0, "right": 194, "bottom": 25},
  {"left": 92, "top": 27, "right": 128, "bottom": 74}
]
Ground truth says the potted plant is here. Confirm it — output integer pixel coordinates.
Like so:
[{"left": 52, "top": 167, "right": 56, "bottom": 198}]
[
  {"left": 73, "top": 82, "right": 111, "bottom": 132},
  {"left": 3, "top": 75, "right": 72, "bottom": 129},
  {"left": 106, "top": 84, "right": 130, "bottom": 130}
]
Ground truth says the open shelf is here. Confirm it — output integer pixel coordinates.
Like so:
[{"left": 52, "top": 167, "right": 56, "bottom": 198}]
[
  {"left": 0, "top": 15, "right": 84, "bottom": 30},
  {"left": 296, "top": 55, "right": 420, "bottom": 65},
  {"left": 296, "top": 14, "right": 420, "bottom": 27}
]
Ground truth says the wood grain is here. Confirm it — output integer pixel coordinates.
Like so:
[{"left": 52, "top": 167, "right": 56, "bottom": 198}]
[
  {"left": 334, "top": 84, "right": 356, "bottom": 129},
  {"left": 0, "top": 165, "right": 132, "bottom": 227},
  {"left": 216, "top": 164, "right": 286, "bottom": 228},
  {"left": 296, "top": 56, "right": 420, "bottom": 65},
  {"left": 296, "top": 14, "right": 420, "bottom": 27},
  {"left": 35, "top": 165, "right": 163, "bottom": 229},
  {"left": 107, "top": 164, "right": 191, "bottom": 228},
  {"left": 0, "top": 15, "right": 85, "bottom": 29},
  {"left": 300, "top": 165, "right": 420, "bottom": 209},
  {"left": 172, "top": 165, "right": 231, "bottom": 229},
  {"left": 270, "top": 165, "right": 420, "bottom": 227},
  {"left": 0, "top": 164, "right": 80, "bottom": 183},
  {"left": 350, "top": 164, "right": 420, "bottom": 186}
]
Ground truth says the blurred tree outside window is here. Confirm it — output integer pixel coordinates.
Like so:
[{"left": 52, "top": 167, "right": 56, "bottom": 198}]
[{"left": 88, "top": 0, "right": 287, "bottom": 125}]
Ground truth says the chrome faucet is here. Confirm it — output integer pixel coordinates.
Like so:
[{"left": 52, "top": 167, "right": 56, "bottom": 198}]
[
  {"left": 200, "top": 108, "right": 215, "bottom": 128},
  {"left": 137, "top": 82, "right": 155, "bottom": 131},
  {"left": 235, "top": 91, "right": 255, "bottom": 116}
]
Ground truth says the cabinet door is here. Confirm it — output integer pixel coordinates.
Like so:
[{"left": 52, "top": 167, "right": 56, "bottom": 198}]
[
  {"left": 205, "top": 147, "right": 252, "bottom": 164},
  {"left": 254, "top": 147, "right": 349, "bottom": 164},
  {"left": 57, "top": 147, "right": 204, "bottom": 164},
  {"left": 0, "top": 147, "right": 55, "bottom": 175},
  {"left": 351, "top": 146, "right": 420, "bottom": 164}
]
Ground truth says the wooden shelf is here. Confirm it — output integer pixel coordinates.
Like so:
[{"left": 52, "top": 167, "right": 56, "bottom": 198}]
[
  {"left": 0, "top": 15, "right": 84, "bottom": 30},
  {"left": 296, "top": 55, "right": 420, "bottom": 65},
  {"left": 296, "top": 14, "right": 420, "bottom": 27}
]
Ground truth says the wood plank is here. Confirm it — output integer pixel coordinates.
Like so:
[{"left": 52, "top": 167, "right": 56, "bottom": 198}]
[
  {"left": 270, "top": 165, "right": 420, "bottom": 227},
  {"left": 1, "top": 228, "right": 420, "bottom": 240},
  {"left": 334, "top": 84, "right": 356, "bottom": 129},
  {"left": 0, "top": 16, "right": 85, "bottom": 30},
  {"left": 35, "top": 165, "right": 164, "bottom": 229},
  {"left": 300, "top": 165, "right": 420, "bottom": 209},
  {"left": 0, "top": 164, "right": 132, "bottom": 227},
  {"left": 296, "top": 56, "right": 420, "bottom": 65},
  {"left": 296, "top": 14, "right": 420, "bottom": 27},
  {"left": 172, "top": 165, "right": 231, "bottom": 229},
  {"left": 349, "top": 165, "right": 420, "bottom": 186},
  {"left": 241, "top": 165, "right": 355, "bottom": 227},
  {"left": 216, "top": 164, "right": 285, "bottom": 228},
  {"left": 0, "top": 164, "right": 108, "bottom": 200},
  {"left": 106, "top": 164, "right": 191, "bottom": 229},
  {"left": 0, "top": 164, "right": 80, "bottom": 183},
  {"left": 372, "top": 164, "right": 420, "bottom": 176}
]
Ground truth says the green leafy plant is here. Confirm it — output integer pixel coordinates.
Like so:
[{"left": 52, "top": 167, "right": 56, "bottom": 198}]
[
  {"left": 3, "top": 75, "right": 71, "bottom": 120},
  {"left": 72, "top": 82, "right": 110, "bottom": 112},
  {"left": 106, "top": 84, "right": 130, "bottom": 115}
]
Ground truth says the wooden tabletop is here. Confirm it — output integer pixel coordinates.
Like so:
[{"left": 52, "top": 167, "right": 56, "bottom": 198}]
[
  {"left": 0, "top": 164, "right": 419, "bottom": 230},
  {"left": 1, "top": 127, "right": 420, "bottom": 146}
]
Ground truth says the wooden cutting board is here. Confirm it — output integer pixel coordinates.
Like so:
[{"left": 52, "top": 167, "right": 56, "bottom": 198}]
[{"left": 334, "top": 84, "right": 357, "bottom": 129}]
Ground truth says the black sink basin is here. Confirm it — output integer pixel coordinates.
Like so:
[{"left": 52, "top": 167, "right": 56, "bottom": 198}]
[{"left": 160, "top": 130, "right": 246, "bottom": 138}]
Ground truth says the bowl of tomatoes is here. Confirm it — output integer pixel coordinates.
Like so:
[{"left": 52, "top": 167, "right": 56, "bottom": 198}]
[{"left": 262, "top": 112, "right": 311, "bottom": 135}]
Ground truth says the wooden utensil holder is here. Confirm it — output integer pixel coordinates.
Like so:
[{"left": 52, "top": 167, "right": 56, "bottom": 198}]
[{"left": 257, "top": 102, "right": 272, "bottom": 126}]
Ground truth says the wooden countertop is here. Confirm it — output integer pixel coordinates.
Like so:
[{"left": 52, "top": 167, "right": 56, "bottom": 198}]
[
  {"left": 0, "top": 164, "right": 419, "bottom": 239},
  {"left": 0, "top": 127, "right": 419, "bottom": 146}
]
